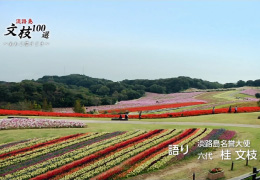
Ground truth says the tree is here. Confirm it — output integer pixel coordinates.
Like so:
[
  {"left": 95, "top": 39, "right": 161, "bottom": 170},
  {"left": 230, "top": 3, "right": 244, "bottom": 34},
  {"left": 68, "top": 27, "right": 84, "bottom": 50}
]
[
  {"left": 254, "top": 80, "right": 260, "bottom": 86},
  {"left": 224, "top": 83, "right": 236, "bottom": 88},
  {"left": 73, "top": 99, "right": 85, "bottom": 113},
  {"left": 43, "top": 83, "right": 56, "bottom": 93},
  {"left": 237, "top": 80, "right": 246, "bottom": 87},
  {"left": 149, "top": 84, "right": 166, "bottom": 93},
  {"left": 256, "top": 93, "right": 260, "bottom": 98},
  {"left": 42, "top": 98, "right": 48, "bottom": 111},
  {"left": 101, "top": 96, "right": 112, "bottom": 105},
  {"left": 6, "top": 103, "right": 11, "bottom": 110},
  {"left": 97, "top": 86, "right": 110, "bottom": 96},
  {"left": 246, "top": 80, "right": 254, "bottom": 86},
  {"left": 81, "top": 105, "right": 86, "bottom": 114},
  {"left": 48, "top": 102, "right": 53, "bottom": 112},
  {"left": 73, "top": 100, "right": 81, "bottom": 113},
  {"left": 42, "top": 98, "right": 52, "bottom": 112}
]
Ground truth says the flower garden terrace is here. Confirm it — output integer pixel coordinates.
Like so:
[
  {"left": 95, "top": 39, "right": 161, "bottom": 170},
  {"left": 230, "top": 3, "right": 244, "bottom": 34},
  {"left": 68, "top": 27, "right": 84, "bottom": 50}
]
[
  {"left": 52, "top": 88, "right": 260, "bottom": 115},
  {"left": 0, "top": 128, "right": 236, "bottom": 180}
]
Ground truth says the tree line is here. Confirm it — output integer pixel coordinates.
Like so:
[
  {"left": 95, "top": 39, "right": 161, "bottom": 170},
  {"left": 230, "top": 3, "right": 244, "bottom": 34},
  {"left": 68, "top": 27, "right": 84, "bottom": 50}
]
[{"left": 0, "top": 74, "right": 259, "bottom": 110}]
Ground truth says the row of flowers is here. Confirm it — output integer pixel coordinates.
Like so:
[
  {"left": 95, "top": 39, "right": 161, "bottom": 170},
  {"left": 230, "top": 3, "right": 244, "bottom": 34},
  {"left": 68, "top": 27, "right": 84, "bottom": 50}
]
[
  {"left": 0, "top": 133, "right": 98, "bottom": 169},
  {"left": 53, "top": 129, "right": 181, "bottom": 179},
  {"left": 0, "top": 137, "right": 57, "bottom": 155},
  {"left": 104, "top": 128, "right": 235, "bottom": 180},
  {"left": 0, "top": 118, "right": 85, "bottom": 130},
  {"left": 132, "top": 106, "right": 260, "bottom": 119},
  {"left": 176, "top": 129, "right": 231, "bottom": 162},
  {"left": 0, "top": 133, "right": 82, "bottom": 159},
  {"left": 0, "top": 129, "right": 237, "bottom": 180},
  {"left": 0, "top": 131, "right": 127, "bottom": 177},
  {"left": 0, "top": 130, "right": 145, "bottom": 180},
  {"left": 92, "top": 129, "right": 195, "bottom": 180},
  {"left": 92, "top": 128, "right": 235, "bottom": 180},
  {"left": 1, "top": 106, "right": 259, "bottom": 119},
  {"left": 0, "top": 139, "right": 31, "bottom": 150},
  {"left": 144, "top": 128, "right": 212, "bottom": 172},
  {"left": 31, "top": 130, "right": 161, "bottom": 180},
  {"left": 99, "top": 102, "right": 205, "bottom": 113},
  {"left": 122, "top": 128, "right": 208, "bottom": 178},
  {"left": 78, "top": 92, "right": 208, "bottom": 112}
]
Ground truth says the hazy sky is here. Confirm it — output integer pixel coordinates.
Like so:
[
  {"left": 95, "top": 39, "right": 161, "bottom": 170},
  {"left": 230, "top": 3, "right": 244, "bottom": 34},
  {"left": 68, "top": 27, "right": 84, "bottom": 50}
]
[{"left": 0, "top": 1, "right": 259, "bottom": 83}]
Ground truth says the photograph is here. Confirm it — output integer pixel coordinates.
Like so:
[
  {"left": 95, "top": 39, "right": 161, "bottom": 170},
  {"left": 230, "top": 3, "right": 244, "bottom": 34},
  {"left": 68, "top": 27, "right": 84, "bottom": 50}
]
[{"left": 0, "top": 1, "right": 260, "bottom": 179}]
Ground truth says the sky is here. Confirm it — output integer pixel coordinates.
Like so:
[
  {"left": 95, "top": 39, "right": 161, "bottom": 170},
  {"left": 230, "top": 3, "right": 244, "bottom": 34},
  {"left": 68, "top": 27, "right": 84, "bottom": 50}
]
[{"left": 0, "top": 1, "right": 259, "bottom": 84}]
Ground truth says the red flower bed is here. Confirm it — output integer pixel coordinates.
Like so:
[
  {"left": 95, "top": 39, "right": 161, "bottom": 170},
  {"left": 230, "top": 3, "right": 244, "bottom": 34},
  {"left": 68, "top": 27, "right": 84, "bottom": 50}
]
[
  {"left": 0, "top": 106, "right": 259, "bottom": 119},
  {"left": 0, "top": 134, "right": 82, "bottom": 159},
  {"left": 31, "top": 129, "right": 161, "bottom": 180},
  {"left": 92, "top": 129, "right": 194, "bottom": 180},
  {"left": 129, "top": 107, "right": 260, "bottom": 119},
  {"left": 101, "top": 102, "right": 205, "bottom": 113},
  {"left": 0, "top": 109, "right": 117, "bottom": 118}
]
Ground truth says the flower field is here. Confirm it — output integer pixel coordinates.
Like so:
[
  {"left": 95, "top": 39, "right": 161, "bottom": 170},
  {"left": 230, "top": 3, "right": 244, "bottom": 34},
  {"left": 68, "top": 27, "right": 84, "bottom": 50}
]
[
  {"left": 52, "top": 89, "right": 260, "bottom": 115},
  {"left": 0, "top": 106, "right": 260, "bottom": 119},
  {"left": 0, "top": 128, "right": 235, "bottom": 180},
  {"left": 240, "top": 89, "right": 260, "bottom": 96},
  {"left": 99, "top": 101, "right": 205, "bottom": 113},
  {"left": 0, "top": 118, "right": 85, "bottom": 130},
  {"left": 85, "top": 92, "right": 207, "bottom": 112},
  {"left": 53, "top": 92, "right": 207, "bottom": 113}
]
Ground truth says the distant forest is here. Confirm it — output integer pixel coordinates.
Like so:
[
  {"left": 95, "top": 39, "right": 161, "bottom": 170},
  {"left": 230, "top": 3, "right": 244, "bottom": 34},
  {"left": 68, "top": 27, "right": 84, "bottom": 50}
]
[{"left": 0, "top": 74, "right": 259, "bottom": 110}]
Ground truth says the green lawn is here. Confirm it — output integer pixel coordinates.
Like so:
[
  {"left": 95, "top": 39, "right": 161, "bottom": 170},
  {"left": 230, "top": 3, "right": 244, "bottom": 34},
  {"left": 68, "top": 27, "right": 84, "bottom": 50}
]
[{"left": 138, "top": 112, "right": 260, "bottom": 125}]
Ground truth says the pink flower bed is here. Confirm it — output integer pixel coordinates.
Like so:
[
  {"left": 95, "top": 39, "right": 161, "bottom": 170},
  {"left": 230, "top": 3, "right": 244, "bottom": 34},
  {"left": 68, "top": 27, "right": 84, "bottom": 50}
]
[
  {"left": 0, "top": 118, "right": 85, "bottom": 129},
  {"left": 84, "top": 92, "right": 206, "bottom": 112},
  {"left": 240, "top": 89, "right": 260, "bottom": 96}
]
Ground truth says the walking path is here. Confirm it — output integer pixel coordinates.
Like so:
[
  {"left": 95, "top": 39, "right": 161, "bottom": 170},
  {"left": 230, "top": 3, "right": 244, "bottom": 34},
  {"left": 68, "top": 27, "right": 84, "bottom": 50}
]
[
  {"left": 2, "top": 118, "right": 260, "bottom": 128},
  {"left": 50, "top": 119, "right": 260, "bottom": 128}
]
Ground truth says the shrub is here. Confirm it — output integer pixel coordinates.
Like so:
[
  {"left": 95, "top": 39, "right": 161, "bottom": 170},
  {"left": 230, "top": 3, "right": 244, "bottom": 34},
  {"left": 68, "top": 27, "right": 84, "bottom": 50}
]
[{"left": 73, "top": 100, "right": 85, "bottom": 113}]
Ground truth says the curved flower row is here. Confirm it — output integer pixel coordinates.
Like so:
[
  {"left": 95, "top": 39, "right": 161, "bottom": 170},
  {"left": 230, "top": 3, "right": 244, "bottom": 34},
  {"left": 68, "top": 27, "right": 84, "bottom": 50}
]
[
  {"left": 0, "top": 132, "right": 98, "bottom": 169},
  {"left": 0, "top": 139, "right": 31, "bottom": 150},
  {"left": 85, "top": 92, "right": 207, "bottom": 112},
  {"left": 101, "top": 102, "right": 205, "bottom": 113},
  {"left": 175, "top": 129, "right": 231, "bottom": 162},
  {"left": 0, "top": 134, "right": 82, "bottom": 159},
  {"left": 92, "top": 129, "right": 195, "bottom": 180},
  {"left": 31, "top": 130, "right": 161, "bottom": 180},
  {"left": 78, "top": 130, "right": 183, "bottom": 180},
  {"left": 0, "top": 137, "right": 58, "bottom": 155},
  {"left": 56, "top": 129, "right": 181, "bottom": 180},
  {"left": 145, "top": 128, "right": 213, "bottom": 172},
  {"left": 122, "top": 128, "right": 207, "bottom": 178},
  {"left": 0, "top": 130, "right": 145, "bottom": 180},
  {"left": 132, "top": 107, "right": 260, "bottom": 119},
  {"left": 0, "top": 129, "right": 236, "bottom": 180},
  {"left": 219, "top": 130, "right": 236, "bottom": 140},
  {"left": 50, "top": 129, "right": 169, "bottom": 179},
  {"left": 1, "top": 132, "right": 128, "bottom": 177},
  {"left": 0, "top": 106, "right": 259, "bottom": 119}
]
